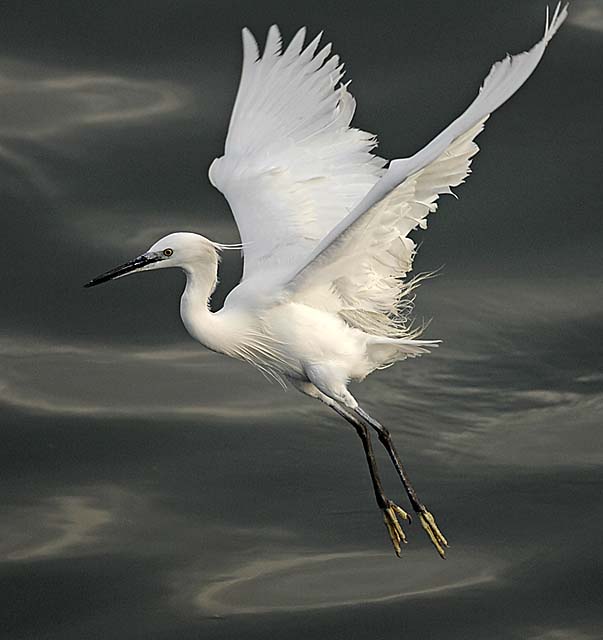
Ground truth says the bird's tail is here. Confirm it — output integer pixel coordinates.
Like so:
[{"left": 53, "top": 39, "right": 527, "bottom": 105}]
[{"left": 366, "top": 336, "right": 441, "bottom": 369}]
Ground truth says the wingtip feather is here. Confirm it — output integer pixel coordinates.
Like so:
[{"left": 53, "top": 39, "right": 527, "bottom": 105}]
[
  {"left": 285, "top": 27, "right": 307, "bottom": 57},
  {"left": 301, "top": 30, "right": 323, "bottom": 60},
  {"left": 545, "top": 2, "right": 569, "bottom": 42},
  {"left": 241, "top": 27, "right": 260, "bottom": 62},
  {"left": 264, "top": 24, "right": 283, "bottom": 57}
]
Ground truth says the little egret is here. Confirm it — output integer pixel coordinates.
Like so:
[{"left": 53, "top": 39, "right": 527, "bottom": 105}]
[{"left": 85, "top": 5, "right": 567, "bottom": 558}]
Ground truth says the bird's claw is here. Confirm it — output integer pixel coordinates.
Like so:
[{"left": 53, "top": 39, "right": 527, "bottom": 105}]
[
  {"left": 382, "top": 501, "right": 411, "bottom": 557},
  {"left": 418, "top": 509, "right": 448, "bottom": 559}
]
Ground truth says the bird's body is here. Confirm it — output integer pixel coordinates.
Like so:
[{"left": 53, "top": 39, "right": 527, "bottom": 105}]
[
  {"left": 171, "top": 232, "right": 434, "bottom": 403},
  {"left": 85, "top": 5, "right": 567, "bottom": 558}
]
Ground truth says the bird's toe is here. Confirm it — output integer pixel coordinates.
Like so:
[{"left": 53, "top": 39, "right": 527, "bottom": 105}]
[
  {"left": 382, "top": 501, "right": 410, "bottom": 557},
  {"left": 418, "top": 509, "right": 448, "bottom": 559}
]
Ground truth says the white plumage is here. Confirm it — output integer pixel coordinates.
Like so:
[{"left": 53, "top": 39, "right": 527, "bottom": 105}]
[
  {"left": 208, "top": 28, "right": 385, "bottom": 283},
  {"left": 86, "top": 5, "right": 567, "bottom": 558}
]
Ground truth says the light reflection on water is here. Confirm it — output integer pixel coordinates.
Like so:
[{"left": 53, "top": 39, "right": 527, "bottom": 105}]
[{"left": 195, "top": 550, "right": 500, "bottom": 615}]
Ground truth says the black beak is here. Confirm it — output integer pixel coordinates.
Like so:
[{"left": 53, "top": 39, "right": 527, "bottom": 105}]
[{"left": 84, "top": 253, "right": 161, "bottom": 288}]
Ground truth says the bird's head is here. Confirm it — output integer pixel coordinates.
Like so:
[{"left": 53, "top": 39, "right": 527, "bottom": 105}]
[{"left": 84, "top": 232, "right": 219, "bottom": 288}]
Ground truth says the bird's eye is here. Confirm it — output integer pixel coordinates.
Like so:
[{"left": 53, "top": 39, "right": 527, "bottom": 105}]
[{"left": 163, "top": 248, "right": 173, "bottom": 257}]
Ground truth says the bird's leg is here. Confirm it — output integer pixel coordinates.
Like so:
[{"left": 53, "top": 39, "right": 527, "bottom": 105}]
[
  {"left": 330, "top": 403, "right": 410, "bottom": 557},
  {"left": 355, "top": 407, "right": 448, "bottom": 559}
]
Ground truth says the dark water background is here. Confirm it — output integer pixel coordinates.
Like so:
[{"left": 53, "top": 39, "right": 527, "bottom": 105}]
[{"left": 1, "top": 1, "right": 601, "bottom": 638}]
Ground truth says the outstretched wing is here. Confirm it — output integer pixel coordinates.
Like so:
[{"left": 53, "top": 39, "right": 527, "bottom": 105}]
[
  {"left": 209, "top": 26, "right": 385, "bottom": 283},
  {"left": 284, "top": 4, "right": 567, "bottom": 336}
]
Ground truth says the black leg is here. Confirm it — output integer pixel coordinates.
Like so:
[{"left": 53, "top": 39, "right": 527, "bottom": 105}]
[
  {"left": 331, "top": 404, "right": 387, "bottom": 508},
  {"left": 330, "top": 402, "right": 410, "bottom": 556},
  {"left": 355, "top": 407, "right": 422, "bottom": 511},
  {"left": 355, "top": 406, "right": 448, "bottom": 558}
]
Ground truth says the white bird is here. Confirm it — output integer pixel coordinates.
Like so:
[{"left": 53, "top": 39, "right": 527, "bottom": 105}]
[{"left": 85, "top": 5, "right": 567, "bottom": 558}]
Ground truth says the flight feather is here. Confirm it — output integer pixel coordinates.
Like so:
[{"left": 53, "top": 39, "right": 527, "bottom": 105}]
[{"left": 209, "top": 25, "right": 385, "bottom": 284}]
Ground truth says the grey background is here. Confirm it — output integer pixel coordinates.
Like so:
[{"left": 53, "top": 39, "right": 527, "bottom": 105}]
[{"left": 1, "top": 1, "right": 601, "bottom": 638}]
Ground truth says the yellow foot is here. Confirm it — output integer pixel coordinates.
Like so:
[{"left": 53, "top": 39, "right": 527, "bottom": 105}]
[
  {"left": 382, "top": 501, "right": 411, "bottom": 557},
  {"left": 419, "top": 509, "right": 448, "bottom": 559}
]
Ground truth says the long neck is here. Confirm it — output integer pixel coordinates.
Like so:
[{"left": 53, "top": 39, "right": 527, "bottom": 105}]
[
  {"left": 179, "top": 252, "right": 225, "bottom": 353},
  {"left": 178, "top": 250, "right": 284, "bottom": 375}
]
